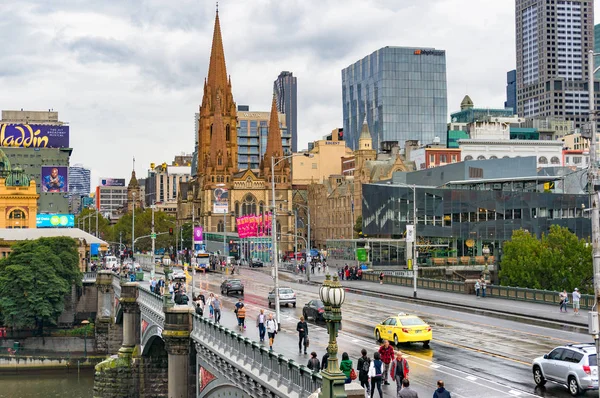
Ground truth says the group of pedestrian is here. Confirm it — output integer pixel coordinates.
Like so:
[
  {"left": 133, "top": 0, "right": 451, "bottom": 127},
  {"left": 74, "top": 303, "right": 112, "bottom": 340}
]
[
  {"left": 339, "top": 264, "right": 363, "bottom": 281},
  {"left": 559, "top": 288, "right": 581, "bottom": 314},
  {"left": 474, "top": 279, "right": 487, "bottom": 298},
  {"left": 149, "top": 277, "right": 166, "bottom": 295}
]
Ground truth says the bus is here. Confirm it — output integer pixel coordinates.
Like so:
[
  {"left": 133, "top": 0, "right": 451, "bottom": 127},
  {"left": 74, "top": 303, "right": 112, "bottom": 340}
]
[{"left": 194, "top": 253, "right": 211, "bottom": 270}]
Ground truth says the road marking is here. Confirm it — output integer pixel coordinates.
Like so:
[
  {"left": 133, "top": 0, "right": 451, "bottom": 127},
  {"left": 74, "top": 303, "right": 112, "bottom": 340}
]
[
  {"left": 352, "top": 339, "right": 359, "bottom": 343},
  {"left": 466, "top": 375, "right": 477, "bottom": 381},
  {"left": 430, "top": 364, "right": 440, "bottom": 369},
  {"left": 508, "top": 390, "right": 522, "bottom": 396}
]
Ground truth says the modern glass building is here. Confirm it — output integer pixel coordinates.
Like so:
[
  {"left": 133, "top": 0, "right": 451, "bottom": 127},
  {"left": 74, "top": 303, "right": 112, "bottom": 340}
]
[
  {"left": 274, "top": 71, "right": 298, "bottom": 152},
  {"left": 342, "top": 46, "right": 448, "bottom": 150},
  {"left": 505, "top": 69, "right": 516, "bottom": 112},
  {"left": 68, "top": 164, "right": 91, "bottom": 197}
]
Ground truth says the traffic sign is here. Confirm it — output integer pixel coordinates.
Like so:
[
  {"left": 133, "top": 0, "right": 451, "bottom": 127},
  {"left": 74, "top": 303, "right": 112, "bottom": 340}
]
[{"left": 151, "top": 233, "right": 157, "bottom": 239}]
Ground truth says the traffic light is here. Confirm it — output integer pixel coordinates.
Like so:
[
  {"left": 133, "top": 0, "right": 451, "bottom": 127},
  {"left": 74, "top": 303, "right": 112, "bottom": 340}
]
[
  {"left": 169, "top": 227, "right": 174, "bottom": 235},
  {"left": 338, "top": 129, "right": 344, "bottom": 141}
]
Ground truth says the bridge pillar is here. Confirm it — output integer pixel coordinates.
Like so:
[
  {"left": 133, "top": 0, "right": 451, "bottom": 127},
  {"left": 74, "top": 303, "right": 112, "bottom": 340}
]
[
  {"left": 162, "top": 306, "right": 193, "bottom": 398},
  {"left": 118, "top": 282, "right": 139, "bottom": 357},
  {"left": 95, "top": 271, "right": 114, "bottom": 354}
]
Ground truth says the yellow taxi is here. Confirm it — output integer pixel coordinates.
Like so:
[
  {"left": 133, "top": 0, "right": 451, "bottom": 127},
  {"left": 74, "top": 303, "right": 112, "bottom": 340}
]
[{"left": 374, "top": 313, "right": 432, "bottom": 347}]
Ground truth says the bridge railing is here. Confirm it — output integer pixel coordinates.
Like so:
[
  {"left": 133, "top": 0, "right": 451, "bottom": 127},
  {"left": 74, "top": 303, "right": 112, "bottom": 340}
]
[
  {"left": 192, "top": 314, "right": 321, "bottom": 398},
  {"left": 112, "top": 274, "right": 121, "bottom": 298},
  {"left": 137, "top": 287, "right": 165, "bottom": 325},
  {"left": 83, "top": 272, "right": 97, "bottom": 283}
]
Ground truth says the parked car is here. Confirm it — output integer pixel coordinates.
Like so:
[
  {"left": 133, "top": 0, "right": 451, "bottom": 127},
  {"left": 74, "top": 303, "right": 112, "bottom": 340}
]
[
  {"left": 268, "top": 287, "right": 296, "bottom": 308},
  {"left": 250, "top": 258, "right": 264, "bottom": 268},
  {"left": 532, "top": 343, "right": 598, "bottom": 396},
  {"left": 303, "top": 299, "right": 325, "bottom": 321},
  {"left": 220, "top": 279, "right": 244, "bottom": 296}
]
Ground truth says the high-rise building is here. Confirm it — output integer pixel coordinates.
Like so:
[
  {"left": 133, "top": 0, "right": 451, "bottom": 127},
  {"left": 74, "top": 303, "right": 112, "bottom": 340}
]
[
  {"left": 595, "top": 24, "right": 600, "bottom": 79},
  {"left": 96, "top": 178, "right": 127, "bottom": 216},
  {"left": 342, "top": 46, "right": 448, "bottom": 150},
  {"left": 505, "top": 70, "right": 517, "bottom": 112},
  {"left": 274, "top": 71, "right": 298, "bottom": 152},
  {"left": 145, "top": 156, "right": 192, "bottom": 214},
  {"left": 516, "top": 0, "right": 594, "bottom": 129},
  {"left": 236, "top": 106, "right": 290, "bottom": 170},
  {"left": 192, "top": 112, "right": 199, "bottom": 177},
  {"left": 68, "top": 164, "right": 90, "bottom": 196}
]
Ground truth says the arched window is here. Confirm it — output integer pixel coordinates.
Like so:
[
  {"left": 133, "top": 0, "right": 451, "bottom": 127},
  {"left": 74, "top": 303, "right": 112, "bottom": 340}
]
[
  {"left": 242, "top": 194, "right": 257, "bottom": 216},
  {"left": 217, "top": 220, "right": 224, "bottom": 232},
  {"left": 539, "top": 156, "right": 548, "bottom": 164},
  {"left": 464, "top": 155, "right": 473, "bottom": 161},
  {"left": 259, "top": 201, "right": 265, "bottom": 215},
  {"left": 218, "top": 156, "right": 222, "bottom": 166},
  {"left": 503, "top": 156, "right": 510, "bottom": 159},
  {"left": 477, "top": 155, "right": 486, "bottom": 160},
  {"left": 235, "top": 201, "right": 240, "bottom": 215},
  {"left": 226, "top": 125, "right": 230, "bottom": 141},
  {"left": 489, "top": 155, "right": 498, "bottom": 159},
  {"left": 8, "top": 209, "right": 24, "bottom": 219},
  {"left": 210, "top": 124, "right": 213, "bottom": 138},
  {"left": 551, "top": 156, "right": 560, "bottom": 164}
]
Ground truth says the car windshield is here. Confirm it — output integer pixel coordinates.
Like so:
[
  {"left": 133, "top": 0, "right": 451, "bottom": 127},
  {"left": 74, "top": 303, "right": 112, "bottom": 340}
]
[
  {"left": 228, "top": 280, "right": 242, "bottom": 285},
  {"left": 399, "top": 317, "right": 426, "bottom": 326},
  {"left": 590, "top": 354, "right": 597, "bottom": 366},
  {"left": 280, "top": 289, "right": 294, "bottom": 294},
  {"left": 315, "top": 300, "right": 324, "bottom": 308}
]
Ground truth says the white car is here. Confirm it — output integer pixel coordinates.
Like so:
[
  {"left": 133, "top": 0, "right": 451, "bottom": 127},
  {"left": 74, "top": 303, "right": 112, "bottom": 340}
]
[{"left": 268, "top": 287, "right": 296, "bottom": 307}]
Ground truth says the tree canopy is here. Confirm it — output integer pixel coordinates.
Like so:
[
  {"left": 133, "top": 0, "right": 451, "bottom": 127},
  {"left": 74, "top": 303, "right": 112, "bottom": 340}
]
[
  {"left": 499, "top": 225, "right": 592, "bottom": 293},
  {"left": 0, "top": 237, "right": 82, "bottom": 331}
]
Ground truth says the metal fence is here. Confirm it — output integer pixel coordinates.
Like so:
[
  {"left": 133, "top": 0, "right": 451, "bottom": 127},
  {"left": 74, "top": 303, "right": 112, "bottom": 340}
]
[
  {"left": 191, "top": 314, "right": 321, "bottom": 398},
  {"left": 362, "top": 272, "right": 595, "bottom": 309},
  {"left": 82, "top": 272, "right": 97, "bottom": 283}
]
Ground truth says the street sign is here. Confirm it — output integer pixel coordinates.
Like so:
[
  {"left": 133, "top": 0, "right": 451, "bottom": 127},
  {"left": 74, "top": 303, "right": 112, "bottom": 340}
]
[{"left": 151, "top": 233, "right": 157, "bottom": 239}]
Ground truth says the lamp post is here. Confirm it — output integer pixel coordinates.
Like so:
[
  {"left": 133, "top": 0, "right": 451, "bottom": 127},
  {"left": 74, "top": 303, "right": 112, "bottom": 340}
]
[
  {"left": 319, "top": 274, "right": 347, "bottom": 398},
  {"left": 295, "top": 202, "right": 311, "bottom": 282},
  {"left": 81, "top": 319, "right": 90, "bottom": 358},
  {"left": 482, "top": 245, "right": 490, "bottom": 283},
  {"left": 151, "top": 203, "right": 156, "bottom": 276},
  {"left": 131, "top": 191, "right": 136, "bottom": 260},
  {"left": 271, "top": 152, "right": 312, "bottom": 329}
]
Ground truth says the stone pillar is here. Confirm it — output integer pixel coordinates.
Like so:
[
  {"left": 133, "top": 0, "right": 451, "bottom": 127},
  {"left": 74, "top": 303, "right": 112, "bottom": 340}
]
[
  {"left": 95, "top": 271, "right": 114, "bottom": 354},
  {"left": 162, "top": 306, "right": 193, "bottom": 398},
  {"left": 118, "top": 282, "right": 139, "bottom": 357}
]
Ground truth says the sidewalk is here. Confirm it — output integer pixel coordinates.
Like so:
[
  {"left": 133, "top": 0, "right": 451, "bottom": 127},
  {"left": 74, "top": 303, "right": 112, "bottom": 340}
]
[{"left": 281, "top": 268, "right": 589, "bottom": 328}]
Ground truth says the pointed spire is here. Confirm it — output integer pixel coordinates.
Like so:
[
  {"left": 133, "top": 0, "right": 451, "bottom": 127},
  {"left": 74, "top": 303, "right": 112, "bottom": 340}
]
[
  {"left": 358, "top": 116, "right": 373, "bottom": 150},
  {"left": 264, "top": 94, "right": 284, "bottom": 168},
  {"left": 209, "top": 96, "right": 227, "bottom": 168},
  {"left": 207, "top": 10, "right": 228, "bottom": 102}
]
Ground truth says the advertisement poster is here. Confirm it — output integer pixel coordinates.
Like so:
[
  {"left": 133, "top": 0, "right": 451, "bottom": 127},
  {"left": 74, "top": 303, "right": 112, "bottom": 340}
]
[
  {"left": 41, "top": 166, "right": 68, "bottom": 192},
  {"left": 193, "top": 226, "right": 204, "bottom": 243},
  {"left": 36, "top": 214, "right": 75, "bottom": 228},
  {"left": 0, "top": 124, "right": 69, "bottom": 148},
  {"left": 100, "top": 178, "right": 125, "bottom": 187},
  {"left": 212, "top": 187, "right": 228, "bottom": 214}
]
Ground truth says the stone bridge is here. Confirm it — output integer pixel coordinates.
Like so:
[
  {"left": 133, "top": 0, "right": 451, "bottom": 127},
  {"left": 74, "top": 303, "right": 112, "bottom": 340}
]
[{"left": 91, "top": 271, "right": 322, "bottom": 398}]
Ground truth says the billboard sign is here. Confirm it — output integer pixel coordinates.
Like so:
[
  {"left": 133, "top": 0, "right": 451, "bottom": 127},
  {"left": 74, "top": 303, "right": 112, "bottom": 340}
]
[
  {"left": 356, "top": 248, "right": 367, "bottom": 262},
  {"left": 212, "top": 187, "right": 228, "bottom": 214},
  {"left": 193, "top": 226, "right": 204, "bottom": 243},
  {"left": 36, "top": 213, "right": 75, "bottom": 228},
  {"left": 100, "top": 178, "right": 125, "bottom": 187},
  {"left": 0, "top": 124, "right": 69, "bottom": 148},
  {"left": 41, "top": 166, "right": 68, "bottom": 192}
]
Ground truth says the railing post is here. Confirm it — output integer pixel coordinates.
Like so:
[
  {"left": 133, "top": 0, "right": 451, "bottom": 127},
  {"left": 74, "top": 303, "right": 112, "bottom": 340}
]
[
  {"left": 95, "top": 270, "right": 115, "bottom": 354},
  {"left": 118, "top": 282, "right": 139, "bottom": 358},
  {"left": 162, "top": 306, "right": 193, "bottom": 398}
]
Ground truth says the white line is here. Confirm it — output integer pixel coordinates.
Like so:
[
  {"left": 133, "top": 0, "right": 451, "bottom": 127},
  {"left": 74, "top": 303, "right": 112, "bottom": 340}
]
[
  {"left": 466, "top": 375, "right": 478, "bottom": 381},
  {"left": 352, "top": 339, "right": 359, "bottom": 343},
  {"left": 430, "top": 364, "right": 440, "bottom": 369},
  {"left": 508, "top": 391, "right": 522, "bottom": 396}
]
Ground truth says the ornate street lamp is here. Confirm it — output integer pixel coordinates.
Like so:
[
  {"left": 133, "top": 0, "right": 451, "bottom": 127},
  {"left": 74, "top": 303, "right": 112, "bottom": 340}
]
[
  {"left": 482, "top": 245, "right": 490, "bottom": 283},
  {"left": 81, "top": 319, "right": 90, "bottom": 358},
  {"left": 320, "top": 274, "right": 347, "bottom": 398}
]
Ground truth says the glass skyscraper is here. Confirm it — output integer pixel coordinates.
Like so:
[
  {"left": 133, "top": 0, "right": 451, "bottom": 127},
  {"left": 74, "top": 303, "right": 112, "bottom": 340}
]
[
  {"left": 68, "top": 164, "right": 91, "bottom": 196},
  {"left": 342, "top": 46, "right": 448, "bottom": 150},
  {"left": 274, "top": 71, "right": 298, "bottom": 152}
]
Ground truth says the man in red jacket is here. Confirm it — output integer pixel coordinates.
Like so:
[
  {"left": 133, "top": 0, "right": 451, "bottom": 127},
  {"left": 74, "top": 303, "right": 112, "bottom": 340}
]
[
  {"left": 390, "top": 351, "right": 410, "bottom": 396},
  {"left": 378, "top": 340, "right": 395, "bottom": 385}
]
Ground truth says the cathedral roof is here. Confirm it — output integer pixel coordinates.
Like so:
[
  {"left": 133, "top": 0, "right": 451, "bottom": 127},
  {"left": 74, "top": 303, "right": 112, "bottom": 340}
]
[
  {"left": 128, "top": 170, "right": 139, "bottom": 189},
  {"left": 0, "top": 148, "right": 11, "bottom": 178},
  {"left": 209, "top": 97, "right": 228, "bottom": 167},
  {"left": 263, "top": 94, "right": 285, "bottom": 170},
  {"left": 5, "top": 166, "right": 30, "bottom": 187},
  {"left": 359, "top": 116, "right": 372, "bottom": 142},
  {"left": 207, "top": 10, "right": 229, "bottom": 104}
]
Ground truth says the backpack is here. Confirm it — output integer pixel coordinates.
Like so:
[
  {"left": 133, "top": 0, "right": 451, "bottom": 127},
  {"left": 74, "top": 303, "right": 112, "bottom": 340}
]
[
  {"left": 361, "top": 357, "right": 371, "bottom": 374},
  {"left": 374, "top": 360, "right": 382, "bottom": 377}
]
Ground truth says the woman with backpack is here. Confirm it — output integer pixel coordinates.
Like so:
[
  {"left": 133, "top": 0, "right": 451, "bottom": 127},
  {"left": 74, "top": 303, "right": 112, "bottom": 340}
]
[
  {"left": 369, "top": 352, "right": 384, "bottom": 398},
  {"left": 357, "top": 348, "right": 371, "bottom": 395}
]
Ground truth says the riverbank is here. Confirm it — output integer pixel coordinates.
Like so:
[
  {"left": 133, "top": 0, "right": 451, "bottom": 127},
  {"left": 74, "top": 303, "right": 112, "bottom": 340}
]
[
  {"left": 0, "top": 368, "right": 95, "bottom": 397},
  {"left": 0, "top": 354, "right": 104, "bottom": 372}
]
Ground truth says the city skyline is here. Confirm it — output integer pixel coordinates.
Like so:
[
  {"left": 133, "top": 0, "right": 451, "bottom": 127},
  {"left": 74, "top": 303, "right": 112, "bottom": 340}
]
[{"left": 2, "top": 0, "right": 600, "bottom": 184}]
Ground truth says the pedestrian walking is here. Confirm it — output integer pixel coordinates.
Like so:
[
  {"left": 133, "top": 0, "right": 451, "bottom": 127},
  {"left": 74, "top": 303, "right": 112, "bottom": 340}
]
[
  {"left": 559, "top": 289, "right": 568, "bottom": 312},
  {"left": 168, "top": 281, "right": 174, "bottom": 301},
  {"left": 357, "top": 348, "right": 371, "bottom": 395},
  {"left": 368, "top": 352, "right": 384, "bottom": 398},
  {"left": 379, "top": 272, "right": 385, "bottom": 285},
  {"left": 256, "top": 309, "right": 266, "bottom": 342},
  {"left": 195, "top": 302, "right": 204, "bottom": 316},
  {"left": 573, "top": 288, "right": 581, "bottom": 315},
  {"left": 236, "top": 303, "right": 246, "bottom": 332},
  {"left": 212, "top": 295, "right": 222, "bottom": 323},
  {"left": 321, "top": 352, "right": 329, "bottom": 371},
  {"left": 266, "top": 313, "right": 277, "bottom": 351},
  {"left": 207, "top": 293, "right": 214, "bottom": 318},
  {"left": 390, "top": 351, "right": 410, "bottom": 396},
  {"left": 398, "top": 378, "right": 418, "bottom": 398},
  {"left": 433, "top": 380, "right": 451, "bottom": 398},
  {"left": 481, "top": 279, "right": 487, "bottom": 298},
  {"left": 339, "top": 352, "right": 353, "bottom": 384},
  {"left": 307, "top": 352, "right": 320, "bottom": 372},
  {"left": 378, "top": 340, "right": 395, "bottom": 385},
  {"left": 296, "top": 316, "right": 309, "bottom": 354},
  {"left": 474, "top": 280, "right": 480, "bottom": 297}
]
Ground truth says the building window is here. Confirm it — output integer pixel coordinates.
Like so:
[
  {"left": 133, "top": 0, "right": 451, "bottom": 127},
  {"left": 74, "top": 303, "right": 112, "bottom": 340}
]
[
  {"left": 8, "top": 209, "right": 25, "bottom": 219},
  {"left": 226, "top": 125, "right": 231, "bottom": 141},
  {"left": 539, "top": 156, "right": 548, "bottom": 164},
  {"left": 551, "top": 156, "right": 560, "bottom": 164},
  {"left": 477, "top": 155, "right": 486, "bottom": 160},
  {"left": 464, "top": 155, "right": 473, "bottom": 161}
]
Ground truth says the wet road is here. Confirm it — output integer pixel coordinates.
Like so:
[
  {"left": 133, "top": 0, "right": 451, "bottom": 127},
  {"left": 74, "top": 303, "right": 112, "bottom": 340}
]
[{"left": 145, "top": 268, "right": 593, "bottom": 397}]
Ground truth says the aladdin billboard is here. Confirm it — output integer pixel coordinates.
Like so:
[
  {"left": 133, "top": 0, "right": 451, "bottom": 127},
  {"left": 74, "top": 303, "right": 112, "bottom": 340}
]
[
  {"left": 36, "top": 214, "right": 75, "bottom": 228},
  {"left": 0, "top": 124, "right": 69, "bottom": 148}
]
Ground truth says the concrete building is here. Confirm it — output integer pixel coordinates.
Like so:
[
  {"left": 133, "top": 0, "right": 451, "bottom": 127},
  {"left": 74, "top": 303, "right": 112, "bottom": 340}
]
[
  {"left": 595, "top": 24, "right": 600, "bottom": 79},
  {"left": 96, "top": 178, "right": 127, "bottom": 216},
  {"left": 237, "top": 107, "right": 291, "bottom": 170},
  {"left": 407, "top": 141, "right": 461, "bottom": 170},
  {"left": 0, "top": 149, "right": 38, "bottom": 229},
  {"left": 516, "top": 0, "right": 596, "bottom": 130},
  {"left": 459, "top": 139, "right": 564, "bottom": 167},
  {"left": 562, "top": 149, "right": 589, "bottom": 169},
  {"left": 145, "top": 160, "right": 192, "bottom": 214},
  {"left": 274, "top": 71, "right": 298, "bottom": 152},
  {"left": 505, "top": 69, "right": 517, "bottom": 112},
  {"left": 342, "top": 46, "right": 448, "bottom": 150},
  {"left": 292, "top": 130, "right": 353, "bottom": 186}
]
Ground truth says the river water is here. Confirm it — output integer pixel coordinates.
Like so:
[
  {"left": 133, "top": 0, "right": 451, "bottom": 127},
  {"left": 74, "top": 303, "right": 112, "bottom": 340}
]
[{"left": 0, "top": 369, "right": 94, "bottom": 397}]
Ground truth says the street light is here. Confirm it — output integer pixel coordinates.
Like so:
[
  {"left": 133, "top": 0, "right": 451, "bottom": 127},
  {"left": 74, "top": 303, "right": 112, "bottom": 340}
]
[
  {"left": 482, "top": 245, "right": 490, "bottom": 283},
  {"left": 319, "top": 273, "right": 346, "bottom": 397},
  {"left": 271, "top": 152, "right": 312, "bottom": 329},
  {"left": 81, "top": 319, "right": 90, "bottom": 358},
  {"left": 132, "top": 191, "right": 136, "bottom": 261},
  {"left": 294, "top": 202, "right": 311, "bottom": 282},
  {"left": 393, "top": 183, "right": 418, "bottom": 298}
]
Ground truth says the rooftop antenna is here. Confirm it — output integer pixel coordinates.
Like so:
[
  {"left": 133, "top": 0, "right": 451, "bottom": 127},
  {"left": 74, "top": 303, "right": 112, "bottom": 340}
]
[
  {"left": 133, "top": 156, "right": 135, "bottom": 172},
  {"left": 216, "top": 1, "right": 218, "bottom": 13}
]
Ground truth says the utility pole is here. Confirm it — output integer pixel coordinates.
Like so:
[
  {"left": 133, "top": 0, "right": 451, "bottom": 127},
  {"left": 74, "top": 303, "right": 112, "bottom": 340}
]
[
  {"left": 119, "top": 231, "right": 122, "bottom": 258},
  {"left": 151, "top": 203, "right": 156, "bottom": 275},
  {"left": 132, "top": 192, "right": 136, "bottom": 260},
  {"left": 95, "top": 207, "right": 99, "bottom": 237},
  {"left": 307, "top": 206, "right": 311, "bottom": 283},
  {"left": 294, "top": 210, "right": 298, "bottom": 272},
  {"left": 412, "top": 184, "right": 417, "bottom": 298}
]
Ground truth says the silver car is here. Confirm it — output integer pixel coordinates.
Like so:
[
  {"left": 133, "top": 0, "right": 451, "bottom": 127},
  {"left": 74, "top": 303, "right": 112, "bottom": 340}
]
[
  {"left": 268, "top": 287, "right": 296, "bottom": 308},
  {"left": 532, "top": 343, "right": 598, "bottom": 396}
]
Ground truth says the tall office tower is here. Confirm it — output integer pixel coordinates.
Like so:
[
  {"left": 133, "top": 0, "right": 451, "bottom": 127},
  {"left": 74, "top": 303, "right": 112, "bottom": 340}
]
[
  {"left": 68, "top": 164, "right": 91, "bottom": 196},
  {"left": 595, "top": 24, "right": 600, "bottom": 79},
  {"left": 516, "top": 0, "right": 594, "bottom": 129},
  {"left": 342, "top": 46, "right": 448, "bottom": 150},
  {"left": 505, "top": 69, "right": 517, "bottom": 112},
  {"left": 274, "top": 71, "right": 298, "bottom": 152}
]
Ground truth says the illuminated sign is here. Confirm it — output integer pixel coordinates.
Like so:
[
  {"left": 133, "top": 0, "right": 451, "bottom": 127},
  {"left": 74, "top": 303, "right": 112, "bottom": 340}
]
[
  {"left": 36, "top": 214, "right": 75, "bottom": 228},
  {"left": 414, "top": 49, "right": 445, "bottom": 56},
  {"left": 0, "top": 124, "right": 69, "bottom": 148}
]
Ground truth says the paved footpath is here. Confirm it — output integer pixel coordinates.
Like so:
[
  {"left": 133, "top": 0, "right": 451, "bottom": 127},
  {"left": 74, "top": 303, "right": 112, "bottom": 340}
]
[{"left": 281, "top": 267, "right": 589, "bottom": 328}]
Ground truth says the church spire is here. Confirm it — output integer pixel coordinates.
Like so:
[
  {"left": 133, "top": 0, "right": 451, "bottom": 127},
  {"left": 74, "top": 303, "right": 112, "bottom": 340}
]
[
  {"left": 209, "top": 96, "right": 227, "bottom": 169},
  {"left": 358, "top": 116, "right": 373, "bottom": 150},
  {"left": 262, "top": 94, "right": 286, "bottom": 172},
  {"left": 207, "top": 9, "right": 229, "bottom": 100}
]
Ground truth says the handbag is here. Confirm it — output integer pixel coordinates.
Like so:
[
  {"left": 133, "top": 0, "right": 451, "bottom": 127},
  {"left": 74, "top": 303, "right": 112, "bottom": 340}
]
[
  {"left": 350, "top": 368, "right": 357, "bottom": 380},
  {"left": 304, "top": 336, "right": 310, "bottom": 347}
]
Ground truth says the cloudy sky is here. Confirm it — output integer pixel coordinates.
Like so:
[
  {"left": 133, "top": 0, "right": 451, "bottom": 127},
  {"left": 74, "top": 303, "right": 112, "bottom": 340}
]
[{"left": 1, "top": 0, "right": 599, "bottom": 188}]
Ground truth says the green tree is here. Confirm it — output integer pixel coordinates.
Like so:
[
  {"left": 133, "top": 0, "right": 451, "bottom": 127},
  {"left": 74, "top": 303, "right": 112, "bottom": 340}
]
[
  {"left": 75, "top": 208, "right": 111, "bottom": 240},
  {"left": 111, "top": 209, "right": 177, "bottom": 252},
  {"left": 353, "top": 216, "right": 363, "bottom": 238},
  {"left": 499, "top": 226, "right": 592, "bottom": 293},
  {"left": 0, "top": 238, "right": 80, "bottom": 333}
]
